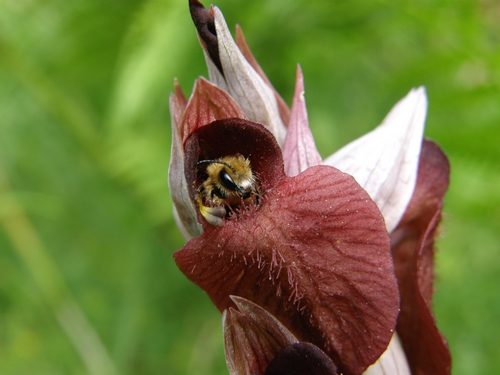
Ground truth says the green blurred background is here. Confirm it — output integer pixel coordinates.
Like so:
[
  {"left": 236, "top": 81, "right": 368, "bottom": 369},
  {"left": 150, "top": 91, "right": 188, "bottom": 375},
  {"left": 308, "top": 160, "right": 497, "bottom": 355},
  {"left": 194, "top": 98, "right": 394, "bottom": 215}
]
[{"left": 0, "top": 0, "right": 498, "bottom": 374}]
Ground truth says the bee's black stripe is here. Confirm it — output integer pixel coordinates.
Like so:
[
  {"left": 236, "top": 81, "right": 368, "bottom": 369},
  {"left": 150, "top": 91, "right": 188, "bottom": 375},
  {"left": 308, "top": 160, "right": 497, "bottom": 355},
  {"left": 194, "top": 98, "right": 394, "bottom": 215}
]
[{"left": 211, "top": 186, "right": 227, "bottom": 200}]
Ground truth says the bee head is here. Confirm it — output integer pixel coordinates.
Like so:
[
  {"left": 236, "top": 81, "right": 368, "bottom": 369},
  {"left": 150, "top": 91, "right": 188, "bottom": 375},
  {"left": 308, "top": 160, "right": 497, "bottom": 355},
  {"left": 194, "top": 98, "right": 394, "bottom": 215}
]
[{"left": 197, "top": 156, "right": 255, "bottom": 198}]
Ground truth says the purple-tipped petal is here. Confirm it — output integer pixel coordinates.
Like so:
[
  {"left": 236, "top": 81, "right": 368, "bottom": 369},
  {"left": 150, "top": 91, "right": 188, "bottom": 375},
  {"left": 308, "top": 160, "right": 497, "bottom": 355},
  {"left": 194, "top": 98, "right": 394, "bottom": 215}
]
[
  {"left": 189, "top": 0, "right": 222, "bottom": 73},
  {"left": 213, "top": 6, "right": 287, "bottom": 145},
  {"left": 324, "top": 87, "right": 427, "bottom": 233},
  {"left": 283, "top": 65, "right": 322, "bottom": 176}
]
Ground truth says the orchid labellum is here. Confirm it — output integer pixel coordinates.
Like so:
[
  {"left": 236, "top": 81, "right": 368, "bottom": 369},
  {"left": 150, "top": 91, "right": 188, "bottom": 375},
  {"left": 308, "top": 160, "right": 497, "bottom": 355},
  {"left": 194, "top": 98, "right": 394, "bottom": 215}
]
[{"left": 168, "top": 1, "right": 451, "bottom": 374}]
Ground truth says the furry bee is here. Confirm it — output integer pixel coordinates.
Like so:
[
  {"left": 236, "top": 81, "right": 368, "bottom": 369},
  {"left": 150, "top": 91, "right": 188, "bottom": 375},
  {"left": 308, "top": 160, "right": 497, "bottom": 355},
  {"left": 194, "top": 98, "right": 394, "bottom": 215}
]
[{"left": 196, "top": 154, "right": 260, "bottom": 226}]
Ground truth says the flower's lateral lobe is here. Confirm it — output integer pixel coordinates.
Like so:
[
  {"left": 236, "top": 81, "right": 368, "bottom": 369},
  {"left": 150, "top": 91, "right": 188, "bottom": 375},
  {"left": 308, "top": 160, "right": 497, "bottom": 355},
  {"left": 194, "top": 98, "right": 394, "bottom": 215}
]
[
  {"left": 175, "top": 119, "right": 400, "bottom": 375},
  {"left": 391, "top": 140, "right": 451, "bottom": 375}
]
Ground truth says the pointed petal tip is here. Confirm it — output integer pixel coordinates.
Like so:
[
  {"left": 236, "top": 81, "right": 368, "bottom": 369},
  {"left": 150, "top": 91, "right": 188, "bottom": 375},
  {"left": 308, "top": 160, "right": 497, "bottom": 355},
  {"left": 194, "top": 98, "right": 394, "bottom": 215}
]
[
  {"left": 294, "top": 64, "right": 305, "bottom": 96},
  {"left": 173, "top": 78, "right": 187, "bottom": 105},
  {"left": 403, "top": 86, "right": 428, "bottom": 112},
  {"left": 417, "top": 85, "right": 428, "bottom": 106},
  {"left": 392, "top": 86, "right": 428, "bottom": 119},
  {"left": 295, "top": 63, "right": 304, "bottom": 78},
  {"left": 414, "top": 85, "right": 426, "bottom": 95},
  {"left": 282, "top": 64, "right": 322, "bottom": 176}
]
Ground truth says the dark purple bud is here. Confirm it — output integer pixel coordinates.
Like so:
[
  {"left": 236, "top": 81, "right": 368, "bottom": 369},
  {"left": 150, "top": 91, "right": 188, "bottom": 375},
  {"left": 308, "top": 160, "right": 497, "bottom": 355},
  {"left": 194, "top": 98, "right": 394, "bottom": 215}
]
[{"left": 189, "top": 0, "right": 223, "bottom": 74}]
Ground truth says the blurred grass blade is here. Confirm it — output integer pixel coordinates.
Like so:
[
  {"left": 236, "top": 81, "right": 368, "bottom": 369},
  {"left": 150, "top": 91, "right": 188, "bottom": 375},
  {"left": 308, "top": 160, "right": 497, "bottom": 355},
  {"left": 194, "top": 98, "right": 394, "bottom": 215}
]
[
  {"left": 100, "top": 1, "right": 192, "bottom": 225},
  {"left": 0, "top": 36, "right": 101, "bottom": 159},
  {"left": 105, "top": 2, "right": 189, "bottom": 132},
  {"left": 0, "top": 161, "right": 120, "bottom": 375}
]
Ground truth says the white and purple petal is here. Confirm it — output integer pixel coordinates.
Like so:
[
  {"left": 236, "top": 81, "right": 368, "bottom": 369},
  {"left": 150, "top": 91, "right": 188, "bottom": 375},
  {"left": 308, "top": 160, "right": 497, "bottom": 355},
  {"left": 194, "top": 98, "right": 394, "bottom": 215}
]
[{"left": 324, "top": 87, "right": 427, "bottom": 233}]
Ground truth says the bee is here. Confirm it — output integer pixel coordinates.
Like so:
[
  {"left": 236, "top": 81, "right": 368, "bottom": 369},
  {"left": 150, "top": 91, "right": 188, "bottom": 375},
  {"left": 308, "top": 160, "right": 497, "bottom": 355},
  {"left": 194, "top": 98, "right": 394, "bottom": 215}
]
[{"left": 196, "top": 154, "right": 260, "bottom": 226}]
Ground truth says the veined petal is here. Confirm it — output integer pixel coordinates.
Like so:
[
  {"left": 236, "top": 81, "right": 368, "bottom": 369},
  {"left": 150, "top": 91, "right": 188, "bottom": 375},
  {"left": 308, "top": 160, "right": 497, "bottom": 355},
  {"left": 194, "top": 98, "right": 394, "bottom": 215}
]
[
  {"left": 324, "top": 87, "right": 427, "bottom": 233},
  {"left": 283, "top": 65, "right": 322, "bottom": 176},
  {"left": 181, "top": 77, "right": 247, "bottom": 143},
  {"left": 363, "top": 334, "right": 411, "bottom": 375},
  {"left": 210, "top": 6, "right": 287, "bottom": 145}
]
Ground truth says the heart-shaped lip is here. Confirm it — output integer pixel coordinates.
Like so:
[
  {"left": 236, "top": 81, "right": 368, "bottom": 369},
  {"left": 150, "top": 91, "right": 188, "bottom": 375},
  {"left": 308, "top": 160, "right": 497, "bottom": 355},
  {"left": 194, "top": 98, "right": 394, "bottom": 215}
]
[{"left": 177, "top": 119, "right": 400, "bottom": 375}]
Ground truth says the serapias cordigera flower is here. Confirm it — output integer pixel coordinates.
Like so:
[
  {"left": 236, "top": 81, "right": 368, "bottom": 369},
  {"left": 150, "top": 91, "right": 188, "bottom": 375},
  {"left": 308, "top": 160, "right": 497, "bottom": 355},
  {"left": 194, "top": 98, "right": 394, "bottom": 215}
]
[{"left": 168, "top": 1, "right": 451, "bottom": 374}]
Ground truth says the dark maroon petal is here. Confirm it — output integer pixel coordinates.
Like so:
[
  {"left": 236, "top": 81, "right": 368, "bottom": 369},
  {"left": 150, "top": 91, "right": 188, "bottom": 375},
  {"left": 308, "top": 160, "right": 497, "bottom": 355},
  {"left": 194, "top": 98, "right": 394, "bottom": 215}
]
[
  {"left": 391, "top": 140, "right": 451, "bottom": 375},
  {"left": 181, "top": 78, "right": 247, "bottom": 143},
  {"left": 175, "top": 121, "right": 399, "bottom": 375},
  {"left": 188, "top": 0, "right": 223, "bottom": 74},
  {"left": 224, "top": 296, "right": 298, "bottom": 375},
  {"left": 264, "top": 342, "right": 338, "bottom": 375}
]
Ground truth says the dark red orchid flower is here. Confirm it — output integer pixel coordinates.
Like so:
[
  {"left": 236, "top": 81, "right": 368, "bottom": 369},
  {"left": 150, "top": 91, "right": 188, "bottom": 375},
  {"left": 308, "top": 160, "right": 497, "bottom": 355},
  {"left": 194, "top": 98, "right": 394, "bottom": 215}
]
[{"left": 168, "top": 1, "right": 451, "bottom": 374}]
